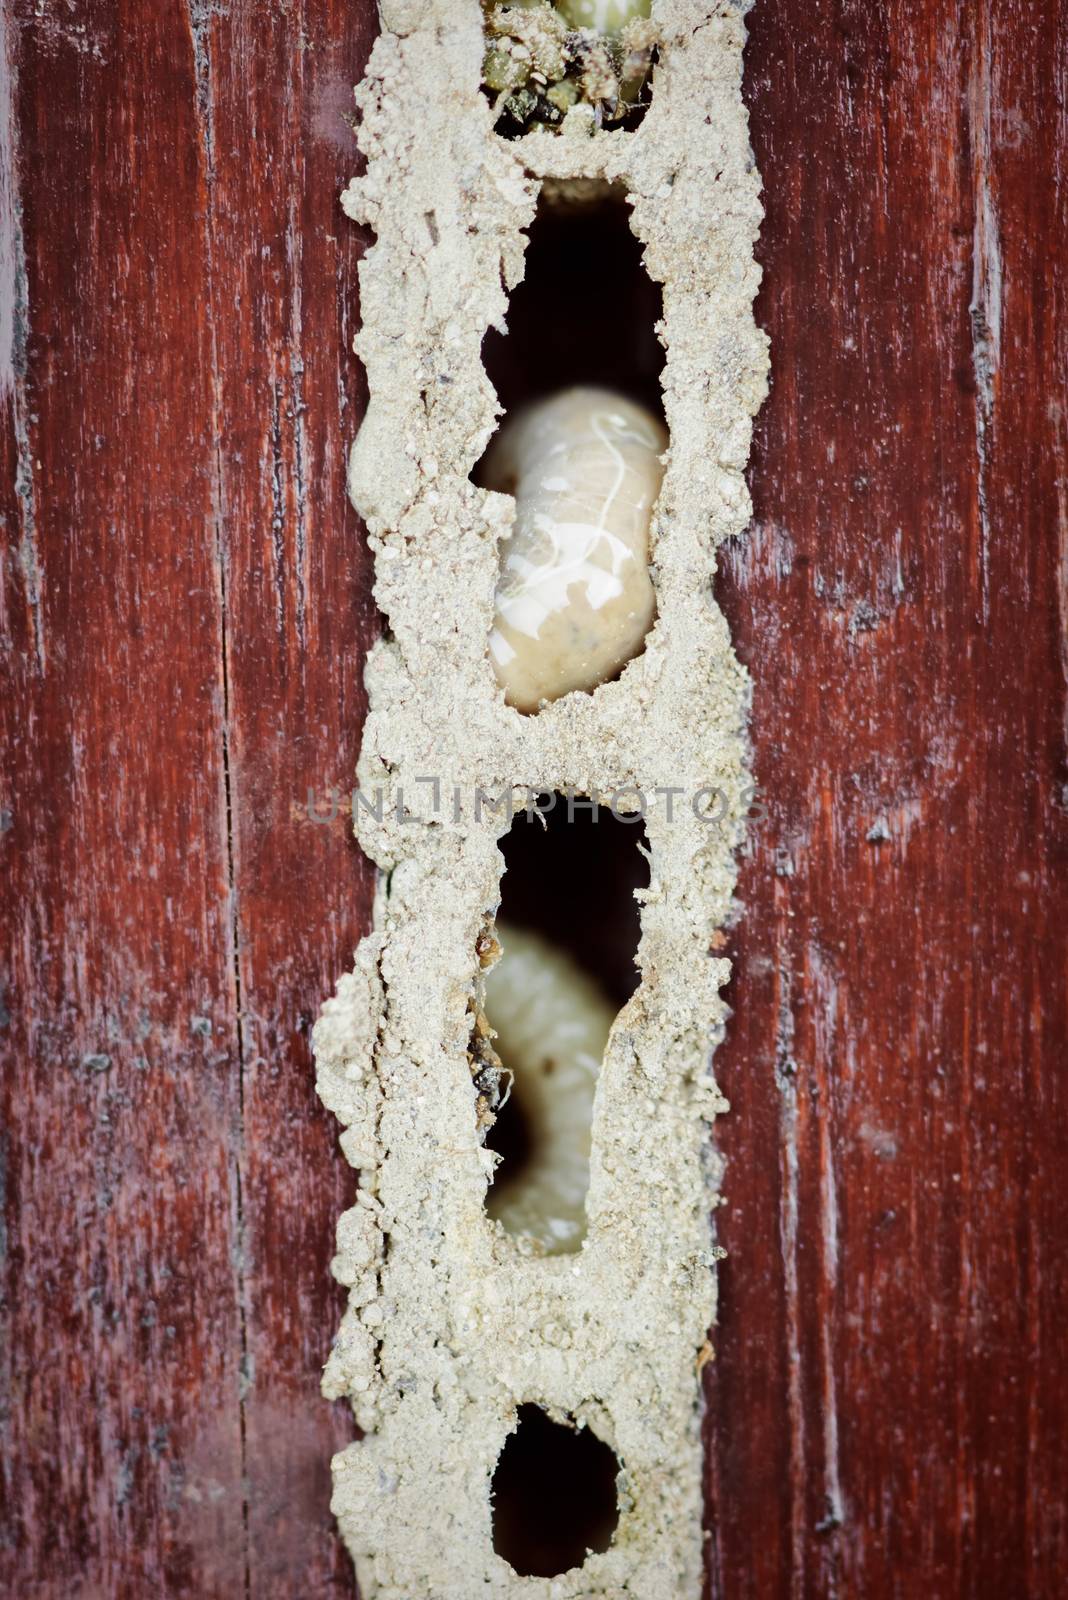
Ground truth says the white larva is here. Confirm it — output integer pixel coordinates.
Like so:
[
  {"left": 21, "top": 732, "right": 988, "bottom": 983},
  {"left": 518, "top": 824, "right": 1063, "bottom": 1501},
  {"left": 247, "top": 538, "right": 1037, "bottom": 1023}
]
[
  {"left": 557, "top": 0, "right": 652, "bottom": 35},
  {"left": 483, "top": 921, "right": 615, "bottom": 1255},
  {"left": 483, "top": 385, "right": 666, "bottom": 713}
]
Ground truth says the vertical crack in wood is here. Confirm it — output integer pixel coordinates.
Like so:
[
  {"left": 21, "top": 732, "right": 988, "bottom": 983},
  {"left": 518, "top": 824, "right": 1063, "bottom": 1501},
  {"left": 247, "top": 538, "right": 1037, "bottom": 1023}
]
[
  {"left": 773, "top": 944, "right": 805, "bottom": 1595},
  {"left": 0, "top": 6, "right": 43, "bottom": 673},
  {"left": 1058, "top": 473, "right": 1068, "bottom": 804},
  {"left": 185, "top": 4, "right": 252, "bottom": 1595},
  {"left": 285, "top": 184, "right": 310, "bottom": 652},
  {"left": 813, "top": 965, "right": 844, "bottom": 1555},
  {"left": 967, "top": 0, "right": 1001, "bottom": 626}
]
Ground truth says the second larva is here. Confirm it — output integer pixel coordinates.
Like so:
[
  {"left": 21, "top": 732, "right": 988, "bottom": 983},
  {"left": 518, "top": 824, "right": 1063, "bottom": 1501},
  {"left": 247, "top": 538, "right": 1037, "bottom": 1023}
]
[{"left": 483, "top": 922, "right": 615, "bottom": 1255}]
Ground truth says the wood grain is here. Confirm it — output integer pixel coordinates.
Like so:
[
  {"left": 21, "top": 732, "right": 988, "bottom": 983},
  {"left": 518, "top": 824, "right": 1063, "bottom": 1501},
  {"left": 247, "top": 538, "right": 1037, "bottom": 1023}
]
[
  {"left": 1, "top": 1, "right": 375, "bottom": 1594},
  {"left": 709, "top": 2, "right": 1068, "bottom": 1596},
  {"left": 192, "top": 4, "right": 377, "bottom": 1594},
  {"left": 1, "top": 1, "right": 1064, "bottom": 1596}
]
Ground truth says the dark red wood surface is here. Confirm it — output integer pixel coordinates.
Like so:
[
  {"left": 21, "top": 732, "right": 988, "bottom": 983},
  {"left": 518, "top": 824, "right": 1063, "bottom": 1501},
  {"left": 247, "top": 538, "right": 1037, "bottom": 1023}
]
[
  {"left": 710, "top": 3, "right": 1068, "bottom": 1597},
  {"left": 1, "top": 2, "right": 1064, "bottom": 1597},
  {"left": 1, "top": 1, "right": 376, "bottom": 1594}
]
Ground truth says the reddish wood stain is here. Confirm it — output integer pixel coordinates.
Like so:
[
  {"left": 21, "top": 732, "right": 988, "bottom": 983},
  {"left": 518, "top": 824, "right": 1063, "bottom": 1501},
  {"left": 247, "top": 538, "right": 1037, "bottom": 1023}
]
[
  {"left": 1, "top": 2, "right": 376, "bottom": 1594},
  {"left": 709, "top": 2, "right": 1068, "bottom": 1596},
  {"left": 0, "top": 1, "right": 1064, "bottom": 1596}
]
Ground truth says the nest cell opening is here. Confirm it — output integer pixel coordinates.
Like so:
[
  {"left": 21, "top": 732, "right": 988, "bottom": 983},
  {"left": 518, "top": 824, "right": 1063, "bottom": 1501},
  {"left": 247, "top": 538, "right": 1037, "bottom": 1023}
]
[{"left": 492, "top": 1404, "right": 620, "bottom": 1577}]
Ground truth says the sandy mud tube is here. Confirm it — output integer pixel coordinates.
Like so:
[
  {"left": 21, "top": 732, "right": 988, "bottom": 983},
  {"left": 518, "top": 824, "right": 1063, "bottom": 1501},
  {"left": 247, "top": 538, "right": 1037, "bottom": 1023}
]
[{"left": 313, "top": 1, "right": 768, "bottom": 1593}]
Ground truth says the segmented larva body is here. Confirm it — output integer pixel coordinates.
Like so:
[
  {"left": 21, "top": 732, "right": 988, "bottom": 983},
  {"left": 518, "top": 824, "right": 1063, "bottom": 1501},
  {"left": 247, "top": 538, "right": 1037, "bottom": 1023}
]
[
  {"left": 483, "top": 922, "right": 615, "bottom": 1255},
  {"left": 557, "top": 0, "right": 652, "bottom": 34},
  {"left": 484, "top": 386, "right": 666, "bottom": 713}
]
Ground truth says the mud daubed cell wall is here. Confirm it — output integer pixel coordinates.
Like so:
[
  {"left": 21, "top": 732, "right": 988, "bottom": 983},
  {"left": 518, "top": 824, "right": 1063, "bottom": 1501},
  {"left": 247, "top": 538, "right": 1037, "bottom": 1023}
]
[{"left": 312, "top": 2, "right": 769, "bottom": 1594}]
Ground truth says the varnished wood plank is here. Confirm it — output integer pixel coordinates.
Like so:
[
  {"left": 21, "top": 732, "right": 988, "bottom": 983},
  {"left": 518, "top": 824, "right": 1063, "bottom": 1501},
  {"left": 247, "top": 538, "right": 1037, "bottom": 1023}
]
[
  {"left": 0, "top": 1, "right": 247, "bottom": 1593},
  {"left": 710, "top": 2, "right": 1068, "bottom": 1596},
  {"left": 2, "top": 0, "right": 1064, "bottom": 1594},
  {"left": 190, "top": 0, "right": 377, "bottom": 1592}
]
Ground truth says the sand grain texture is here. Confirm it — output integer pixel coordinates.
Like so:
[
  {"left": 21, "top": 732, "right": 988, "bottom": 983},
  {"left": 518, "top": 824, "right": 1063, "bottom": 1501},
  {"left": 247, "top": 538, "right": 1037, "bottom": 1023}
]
[{"left": 314, "top": 2, "right": 768, "bottom": 1592}]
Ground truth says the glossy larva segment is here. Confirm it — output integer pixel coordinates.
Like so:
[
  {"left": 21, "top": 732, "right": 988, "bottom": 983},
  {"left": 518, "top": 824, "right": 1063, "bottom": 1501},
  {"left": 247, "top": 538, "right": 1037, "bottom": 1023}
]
[
  {"left": 483, "top": 922, "right": 615, "bottom": 1255},
  {"left": 483, "top": 385, "right": 665, "bottom": 713},
  {"left": 557, "top": 0, "right": 652, "bottom": 35}
]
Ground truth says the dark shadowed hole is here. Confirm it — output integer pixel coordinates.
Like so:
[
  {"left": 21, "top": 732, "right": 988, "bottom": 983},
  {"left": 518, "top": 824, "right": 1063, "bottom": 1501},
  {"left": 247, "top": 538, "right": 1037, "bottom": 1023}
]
[
  {"left": 483, "top": 795, "right": 648, "bottom": 1191},
  {"left": 498, "top": 794, "right": 648, "bottom": 1007},
  {"left": 473, "top": 188, "right": 664, "bottom": 482},
  {"left": 492, "top": 1405, "right": 620, "bottom": 1576},
  {"left": 485, "top": 1071, "right": 534, "bottom": 1181}
]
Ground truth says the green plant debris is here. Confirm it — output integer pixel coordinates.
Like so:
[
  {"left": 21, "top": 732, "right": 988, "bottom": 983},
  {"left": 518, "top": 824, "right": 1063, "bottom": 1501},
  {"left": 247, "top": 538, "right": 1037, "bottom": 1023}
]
[{"left": 482, "top": 1, "right": 657, "bottom": 132}]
